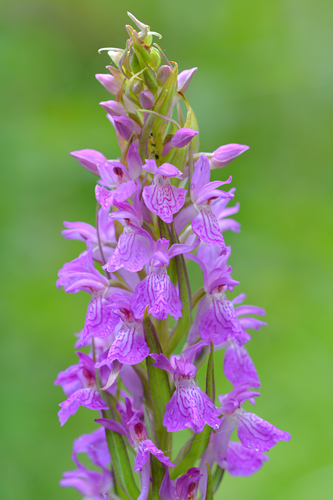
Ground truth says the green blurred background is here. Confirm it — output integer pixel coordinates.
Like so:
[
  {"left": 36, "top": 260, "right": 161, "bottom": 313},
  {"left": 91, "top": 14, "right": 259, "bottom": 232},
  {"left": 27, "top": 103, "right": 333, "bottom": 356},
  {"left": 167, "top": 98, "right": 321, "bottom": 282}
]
[{"left": 1, "top": 0, "right": 332, "bottom": 498}]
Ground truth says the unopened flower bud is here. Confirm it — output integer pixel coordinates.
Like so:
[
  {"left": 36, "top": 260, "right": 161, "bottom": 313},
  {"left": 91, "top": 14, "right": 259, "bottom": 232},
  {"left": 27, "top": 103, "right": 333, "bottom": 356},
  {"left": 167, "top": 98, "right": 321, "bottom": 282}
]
[
  {"left": 211, "top": 143, "right": 250, "bottom": 169},
  {"left": 95, "top": 74, "right": 121, "bottom": 95},
  {"left": 157, "top": 65, "right": 172, "bottom": 86},
  {"left": 149, "top": 47, "right": 161, "bottom": 70},
  {"left": 143, "top": 67, "right": 159, "bottom": 94},
  {"left": 138, "top": 90, "right": 155, "bottom": 109},
  {"left": 131, "top": 79, "right": 144, "bottom": 94},
  {"left": 99, "top": 100, "right": 127, "bottom": 116},
  {"left": 177, "top": 67, "right": 198, "bottom": 94}
]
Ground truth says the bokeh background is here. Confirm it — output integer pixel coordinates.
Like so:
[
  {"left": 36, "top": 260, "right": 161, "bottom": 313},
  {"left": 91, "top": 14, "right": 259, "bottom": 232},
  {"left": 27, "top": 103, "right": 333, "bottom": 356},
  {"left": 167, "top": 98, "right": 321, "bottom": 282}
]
[{"left": 1, "top": 0, "right": 333, "bottom": 499}]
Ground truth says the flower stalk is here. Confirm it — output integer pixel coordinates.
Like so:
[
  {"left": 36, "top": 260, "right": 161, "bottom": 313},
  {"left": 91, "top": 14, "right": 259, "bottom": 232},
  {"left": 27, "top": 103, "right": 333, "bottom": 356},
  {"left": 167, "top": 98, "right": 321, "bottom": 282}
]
[{"left": 55, "top": 12, "right": 290, "bottom": 500}]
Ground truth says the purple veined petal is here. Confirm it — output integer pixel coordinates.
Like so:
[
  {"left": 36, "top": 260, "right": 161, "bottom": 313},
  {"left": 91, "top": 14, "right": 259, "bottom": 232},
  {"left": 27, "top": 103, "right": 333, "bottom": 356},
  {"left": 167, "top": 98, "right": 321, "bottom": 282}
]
[
  {"left": 95, "top": 73, "right": 121, "bottom": 95},
  {"left": 135, "top": 440, "right": 174, "bottom": 472},
  {"left": 223, "top": 441, "right": 269, "bottom": 476},
  {"left": 177, "top": 67, "right": 198, "bottom": 94},
  {"left": 239, "top": 317, "right": 267, "bottom": 331},
  {"left": 235, "top": 305, "right": 266, "bottom": 317},
  {"left": 237, "top": 409, "right": 291, "bottom": 452},
  {"left": 104, "top": 225, "right": 152, "bottom": 273},
  {"left": 58, "top": 388, "right": 108, "bottom": 426},
  {"left": 112, "top": 116, "right": 141, "bottom": 141},
  {"left": 62, "top": 220, "right": 97, "bottom": 244},
  {"left": 200, "top": 297, "right": 245, "bottom": 345},
  {"left": 192, "top": 206, "right": 225, "bottom": 248},
  {"left": 95, "top": 181, "right": 137, "bottom": 210},
  {"left": 164, "top": 384, "right": 220, "bottom": 433},
  {"left": 70, "top": 149, "right": 107, "bottom": 175},
  {"left": 213, "top": 415, "right": 239, "bottom": 465},
  {"left": 73, "top": 428, "right": 110, "bottom": 469},
  {"left": 131, "top": 272, "right": 183, "bottom": 320},
  {"left": 104, "top": 323, "right": 149, "bottom": 365},
  {"left": 81, "top": 295, "right": 121, "bottom": 347},
  {"left": 127, "top": 143, "right": 142, "bottom": 180},
  {"left": 219, "top": 218, "right": 241, "bottom": 233},
  {"left": 150, "top": 353, "right": 175, "bottom": 375},
  {"left": 96, "top": 417, "right": 129, "bottom": 439},
  {"left": 143, "top": 182, "right": 186, "bottom": 223},
  {"left": 139, "top": 90, "right": 155, "bottom": 109},
  {"left": 195, "top": 177, "right": 233, "bottom": 206},
  {"left": 211, "top": 144, "right": 250, "bottom": 169},
  {"left": 191, "top": 156, "right": 210, "bottom": 201},
  {"left": 99, "top": 100, "right": 128, "bottom": 116},
  {"left": 224, "top": 342, "right": 260, "bottom": 388},
  {"left": 173, "top": 204, "right": 198, "bottom": 235},
  {"left": 231, "top": 293, "right": 247, "bottom": 305}
]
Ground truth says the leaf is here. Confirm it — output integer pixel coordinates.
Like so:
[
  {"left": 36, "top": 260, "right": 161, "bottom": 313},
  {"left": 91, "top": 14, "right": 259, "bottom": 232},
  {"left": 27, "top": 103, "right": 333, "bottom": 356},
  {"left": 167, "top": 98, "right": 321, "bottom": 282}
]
[
  {"left": 206, "top": 462, "right": 213, "bottom": 500},
  {"left": 102, "top": 407, "right": 140, "bottom": 499},
  {"left": 93, "top": 348, "right": 139, "bottom": 499},
  {"left": 213, "top": 466, "right": 225, "bottom": 494},
  {"left": 170, "top": 426, "right": 211, "bottom": 479},
  {"left": 166, "top": 223, "right": 192, "bottom": 356},
  {"left": 206, "top": 341, "right": 215, "bottom": 404},
  {"left": 144, "top": 312, "right": 172, "bottom": 456}
]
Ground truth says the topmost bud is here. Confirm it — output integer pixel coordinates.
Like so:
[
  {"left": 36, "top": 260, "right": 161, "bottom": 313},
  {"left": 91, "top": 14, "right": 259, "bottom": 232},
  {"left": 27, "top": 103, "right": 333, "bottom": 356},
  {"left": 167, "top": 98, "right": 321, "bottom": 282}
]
[{"left": 127, "top": 12, "right": 162, "bottom": 45}]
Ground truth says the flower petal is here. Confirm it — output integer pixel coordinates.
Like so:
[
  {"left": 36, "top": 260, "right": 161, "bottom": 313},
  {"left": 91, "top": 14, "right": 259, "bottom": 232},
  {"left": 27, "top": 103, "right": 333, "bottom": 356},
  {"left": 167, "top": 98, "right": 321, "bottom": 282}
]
[
  {"left": 237, "top": 410, "right": 291, "bottom": 452},
  {"left": 143, "top": 182, "right": 186, "bottom": 223},
  {"left": 223, "top": 441, "right": 269, "bottom": 476},
  {"left": 192, "top": 206, "right": 225, "bottom": 248},
  {"left": 224, "top": 342, "right": 260, "bottom": 388}
]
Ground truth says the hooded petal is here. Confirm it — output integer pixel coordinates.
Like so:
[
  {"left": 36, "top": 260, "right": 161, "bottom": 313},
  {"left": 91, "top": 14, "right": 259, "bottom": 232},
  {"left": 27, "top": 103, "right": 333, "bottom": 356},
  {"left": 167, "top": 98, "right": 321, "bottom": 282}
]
[{"left": 70, "top": 149, "right": 106, "bottom": 175}]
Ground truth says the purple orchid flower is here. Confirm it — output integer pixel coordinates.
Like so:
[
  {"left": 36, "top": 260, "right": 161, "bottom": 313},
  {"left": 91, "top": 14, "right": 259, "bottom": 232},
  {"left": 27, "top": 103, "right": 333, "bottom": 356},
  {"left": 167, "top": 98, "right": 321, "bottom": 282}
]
[
  {"left": 131, "top": 237, "right": 198, "bottom": 320},
  {"left": 56, "top": 244, "right": 120, "bottom": 347},
  {"left": 103, "top": 191, "right": 154, "bottom": 274},
  {"left": 160, "top": 466, "right": 202, "bottom": 500},
  {"left": 174, "top": 156, "right": 233, "bottom": 249},
  {"left": 217, "top": 384, "right": 291, "bottom": 458},
  {"left": 97, "top": 398, "right": 174, "bottom": 500},
  {"left": 73, "top": 427, "right": 111, "bottom": 470},
  {"left": 151, "top": 342, "right": 220, "bottom": 433},
  {"left": 95, "top": 67, "right": 123, "bottom": 96},
  {"left": 95, "top": 293, "right": 150, "bottom": 389},
  {"left": 142, "top": 160, "right": 187, "bottom": 223},
  {"left": 60, "top": 462, "right": 112, "bottom": 500},
  {"left": 54, "top": 352, "right": 108, "bottom": 426},
  {"left": 70, "top": 149, "right": 106, "bottom": 175},
  {"left": 99, "top": 99, "right": 128, "bottom": 116},
  {"left": 62, "top": 207, "right": 116, "bottom": 262}
]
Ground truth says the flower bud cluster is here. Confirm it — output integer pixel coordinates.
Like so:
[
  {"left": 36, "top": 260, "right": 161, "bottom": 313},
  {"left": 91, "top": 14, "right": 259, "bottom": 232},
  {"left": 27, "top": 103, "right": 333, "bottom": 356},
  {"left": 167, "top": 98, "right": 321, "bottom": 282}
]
[{"left": 55, "top": 13, "right": 290, "bottom": 499}]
